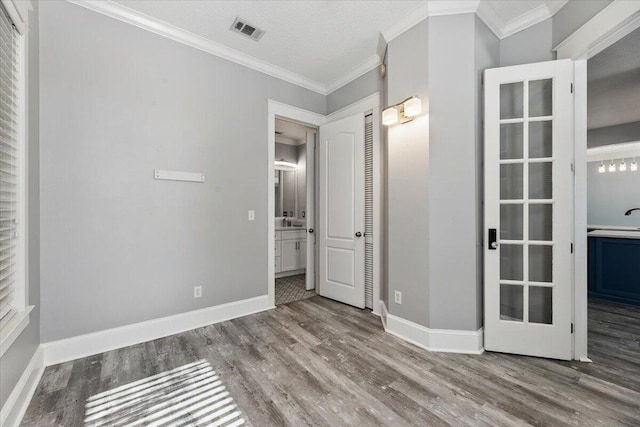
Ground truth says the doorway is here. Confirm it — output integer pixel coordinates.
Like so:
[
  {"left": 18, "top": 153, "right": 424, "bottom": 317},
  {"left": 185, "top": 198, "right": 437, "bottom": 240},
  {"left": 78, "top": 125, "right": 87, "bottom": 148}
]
[
  {"left": 267, "top": 95, "right": 383, "bottom": 312},
  {"left": 274, "top": 118, "right": 317, "bottom": 305}
]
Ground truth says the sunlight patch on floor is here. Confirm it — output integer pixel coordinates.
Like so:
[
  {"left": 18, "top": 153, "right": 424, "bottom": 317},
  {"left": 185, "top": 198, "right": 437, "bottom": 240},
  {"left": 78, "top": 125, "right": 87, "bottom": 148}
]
[{"left": 84, "top": 360, "right": 245, "bottom": 427}]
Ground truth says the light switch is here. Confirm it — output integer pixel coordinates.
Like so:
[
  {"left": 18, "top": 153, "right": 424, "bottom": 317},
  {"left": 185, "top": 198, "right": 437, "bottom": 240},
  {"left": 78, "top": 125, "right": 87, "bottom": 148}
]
[{"left": 248, "top": 210, "right": 255, "bottom": 221}]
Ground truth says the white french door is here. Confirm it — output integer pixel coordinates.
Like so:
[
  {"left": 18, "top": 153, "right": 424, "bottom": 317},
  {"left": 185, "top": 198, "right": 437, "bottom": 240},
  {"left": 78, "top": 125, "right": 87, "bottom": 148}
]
[
  {"left": 318, "top": 114, "right": 365, "bottom": 308},
  {"left": 305, "top": 131, "right": 316, "bottom": 291},
  {"left": 484, "top": 59, "right": 574, "bottom": 360}
]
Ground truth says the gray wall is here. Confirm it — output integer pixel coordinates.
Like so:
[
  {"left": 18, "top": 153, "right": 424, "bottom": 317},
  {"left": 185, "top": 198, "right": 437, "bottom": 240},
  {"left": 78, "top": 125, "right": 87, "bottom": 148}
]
[
  {"left": 500, "top": 0, "right": 612, "bottom": 67},
  {"left": 39, "top": 1, "right": 325, "bottom": 342},
  {"left": 428, "top": 14, "right": 499, "bottom": 331},
  {"left": 587, "top": 161, "right": 640, "bottom": 226},
  {"left": 326, "top": 68, "right": 383, "bottom": 114},
  {"left": 275, "top": 142, "right": 298, "bottom": 163},
  {"left": 386, "top": 19, "right": 430, "bottom": 326},
  {"left": 386, "top": 14, "right": 498, "bottom": 331},
  {"left": 0, "top": 1, "right": 40, "bottom": 410},
  {"left": 500, "top": 18, "right": 554, "bottom": 67},
  {"left": 588, "top": 122, "right": 640, "bottom": 148},
  {"left": 474, "top": 16, "right": 501, "bottom": 327}
]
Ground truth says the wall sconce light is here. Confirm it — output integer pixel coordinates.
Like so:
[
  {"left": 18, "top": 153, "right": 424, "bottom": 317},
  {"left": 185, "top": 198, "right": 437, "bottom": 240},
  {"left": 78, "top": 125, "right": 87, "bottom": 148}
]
[
  {"left": 382, "top": 96, "right": 422, "bottom": 126},
  {"left": 598, "top": 162, "right": 605, "bottom": 174},
  {"left": 608, "top": 161, "right": 616, "bottom": 173},
  {"left": 275, "top": 159, "right": 296, "bottom": 171},
  {"left": 631, "top": 159, "right": 638, "bottom": 172}
]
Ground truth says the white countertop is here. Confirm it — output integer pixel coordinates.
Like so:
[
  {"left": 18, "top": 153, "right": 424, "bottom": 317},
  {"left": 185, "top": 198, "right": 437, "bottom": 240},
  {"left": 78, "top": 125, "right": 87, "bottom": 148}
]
[
  {"left": 275, "top": 226, "right": 306, "bottom": 231},
  {"left": 588, "top": 224, "right": 640, "bottom": 231},
  {"left": 588, "top": 229, "right": 640, "bottom": 239}
]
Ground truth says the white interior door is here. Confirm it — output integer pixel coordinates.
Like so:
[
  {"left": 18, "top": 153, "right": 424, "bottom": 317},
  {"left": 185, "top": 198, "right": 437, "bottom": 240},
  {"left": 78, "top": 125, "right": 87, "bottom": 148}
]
[
  {"left": 305, "top": 131, "right": 315, "bottom": 290},
  {"left": 484, "top": 59, "right": 574, "bottom": 360},
  {"left": 318, "top": 114, "right": 365, "bottom": 308}
]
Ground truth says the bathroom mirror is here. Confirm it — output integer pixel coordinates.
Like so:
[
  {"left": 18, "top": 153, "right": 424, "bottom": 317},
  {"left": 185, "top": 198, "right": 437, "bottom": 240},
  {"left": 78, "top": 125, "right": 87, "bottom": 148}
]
[{"left": 275, "top": 170, "right": 296, "bottom": 217}]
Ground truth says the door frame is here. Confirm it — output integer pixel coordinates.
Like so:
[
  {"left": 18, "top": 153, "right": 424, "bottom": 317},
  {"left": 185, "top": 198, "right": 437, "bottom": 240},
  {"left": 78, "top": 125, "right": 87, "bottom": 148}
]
[
  {"left": 267, "top": 94, "right": 382, "bottom": 310},
  {"left": 553, "top": 0, "right": 640, "bottom": 361}
]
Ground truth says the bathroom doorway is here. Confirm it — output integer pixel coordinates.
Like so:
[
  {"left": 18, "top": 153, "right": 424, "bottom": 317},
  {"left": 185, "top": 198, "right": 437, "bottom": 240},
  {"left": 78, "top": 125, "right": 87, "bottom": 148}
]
[{"left": 274, "top": 118, "right": 318, "bottom": 305}]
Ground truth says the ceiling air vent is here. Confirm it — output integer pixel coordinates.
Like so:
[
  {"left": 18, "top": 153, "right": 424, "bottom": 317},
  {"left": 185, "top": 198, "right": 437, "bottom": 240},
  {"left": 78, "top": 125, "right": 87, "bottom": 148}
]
[{"left": 230, "top": 18, "right": 265, "bottom": 42}]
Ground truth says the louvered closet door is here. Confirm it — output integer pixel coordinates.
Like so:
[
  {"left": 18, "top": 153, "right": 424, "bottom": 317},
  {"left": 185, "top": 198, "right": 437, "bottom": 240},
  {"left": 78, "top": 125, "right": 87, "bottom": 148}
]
[
  {"left": 364, "top": 115, "right": 374, "bottom": 309},
  {"left": 0, "top": 3, "right": 20, "bottom": 330}
]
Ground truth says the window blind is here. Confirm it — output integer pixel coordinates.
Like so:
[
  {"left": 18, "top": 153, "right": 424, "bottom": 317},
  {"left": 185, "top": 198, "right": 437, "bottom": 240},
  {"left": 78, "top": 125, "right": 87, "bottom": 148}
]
[{"left": 0, "top": 3, "right": 19, "bottom": 331}]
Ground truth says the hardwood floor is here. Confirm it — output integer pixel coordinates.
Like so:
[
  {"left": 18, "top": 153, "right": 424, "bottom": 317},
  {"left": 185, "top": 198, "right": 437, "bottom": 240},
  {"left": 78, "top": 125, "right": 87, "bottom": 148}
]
[{"left": 22, "top": 298, "right": 640, "bottom": 426}]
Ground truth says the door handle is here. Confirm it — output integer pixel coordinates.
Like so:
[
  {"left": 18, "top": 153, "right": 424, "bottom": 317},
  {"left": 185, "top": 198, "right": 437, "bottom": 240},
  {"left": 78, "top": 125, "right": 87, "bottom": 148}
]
[
  {"left": 355, "top": 232, "right": 362, "bottom": 237},
  {"left": 308, "top": 228, "right": 314, "bottom": 233},
  {"left": 488, "top": 228, "right": 498, "bottom": 250}
]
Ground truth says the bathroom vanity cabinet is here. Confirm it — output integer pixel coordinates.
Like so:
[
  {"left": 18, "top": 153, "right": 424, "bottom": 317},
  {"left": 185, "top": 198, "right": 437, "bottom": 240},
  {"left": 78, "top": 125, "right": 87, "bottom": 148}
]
[
  {"left": 275, "top": 229, "right": 306, "bottom": 275},
  {"left": 588, "top": 231, "right": 640, "bottom": 307}
]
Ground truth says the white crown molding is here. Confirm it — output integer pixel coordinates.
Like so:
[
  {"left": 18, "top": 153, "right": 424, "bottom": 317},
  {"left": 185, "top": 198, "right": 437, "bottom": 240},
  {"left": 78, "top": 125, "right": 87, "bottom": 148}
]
[
  {"left": 554, "top": 0, "right": 640, "bottom": 60},
  {"left": 475, "top": 2, "right": 504, "bottom": 38},
  {"left": 0, "top": 346, "right": 44, "bottom": 427},
  {"left": 381, "top": 1, "right": 480, "bottom": 43},
  {"left": 476, "top": 0, "right": 569, "bottom": 39},
  {"left": 67, "top": 0, "right": 328, "bottom": 94},
  {"left": 500, "top": 3, "right": 553, "bottom": 38},
  {"left": 41, "top": 295, "right": 273, "bottom": 366},
  {"left": 67, "top": 0, "right": 573, "bottom": 98},
  {"left": 586, "top": 141, "right": 640, "bottom": 162},
  {"left": 325, "top": 54, "right": 381, "bottom": 95}
]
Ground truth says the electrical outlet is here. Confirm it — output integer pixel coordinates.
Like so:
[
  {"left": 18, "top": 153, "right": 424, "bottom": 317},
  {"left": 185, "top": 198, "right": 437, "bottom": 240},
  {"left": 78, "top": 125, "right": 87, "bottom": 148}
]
[
  {"left": 394, "top": 290, "right": 402, "bottom": 304},
  {"left": 194, "top": 286, "right": 202, "bottom": 298},
  {"left": 248, "top": 210, "right": 255, "bottom": 221}
]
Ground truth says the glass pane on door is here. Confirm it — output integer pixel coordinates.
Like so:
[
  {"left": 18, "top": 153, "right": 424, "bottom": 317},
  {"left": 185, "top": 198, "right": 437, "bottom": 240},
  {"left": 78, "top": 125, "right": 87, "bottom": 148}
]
[
  {"left": 529, "top": 286, "right": 552, "bottom": 324},
  {"left": 500, "top": 284, "right": 523, "bottom": 321},
  {"left": 498, "top": 78, "right": 557, "bottom": 326},
  {"left": 500, "top": 82, "right": 523, "bottom": 119}
]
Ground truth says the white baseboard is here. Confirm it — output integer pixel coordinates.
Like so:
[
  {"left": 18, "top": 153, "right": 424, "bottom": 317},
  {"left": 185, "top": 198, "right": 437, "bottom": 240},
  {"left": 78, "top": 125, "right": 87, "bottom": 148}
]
[
  {"left": 380, "top": 301, "right": 484, "bottom": 355},
  {"left": 42, "top": 295, "right": 274, "bottom": 366},
  {"left": 378, "top": 299, "right": 388, "bottom": 329},
  {"left": 0, "top": 346, "right": 45, "bottom": 427}
]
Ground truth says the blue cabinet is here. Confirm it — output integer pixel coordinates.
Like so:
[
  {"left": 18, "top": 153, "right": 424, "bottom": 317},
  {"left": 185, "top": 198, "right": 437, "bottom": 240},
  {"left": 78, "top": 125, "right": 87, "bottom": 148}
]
[{"left": 588, "top": 236, "right": 640, "bottom": 307}]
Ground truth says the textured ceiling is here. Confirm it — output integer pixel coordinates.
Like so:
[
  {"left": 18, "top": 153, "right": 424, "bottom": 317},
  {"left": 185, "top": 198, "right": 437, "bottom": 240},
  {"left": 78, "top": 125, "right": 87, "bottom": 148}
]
[
  {"left": 114, "top": 0, "right": 425, "bottom": 86},
  {"left": 112, "top": 0, "right": 568, "bottom": 90}
]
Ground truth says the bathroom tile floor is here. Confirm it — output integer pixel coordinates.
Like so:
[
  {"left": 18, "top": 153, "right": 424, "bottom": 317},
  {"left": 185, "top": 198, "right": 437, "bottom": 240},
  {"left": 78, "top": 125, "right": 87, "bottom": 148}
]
[{"left": 275, "top": 274, "right": 316, "bottom": 305}]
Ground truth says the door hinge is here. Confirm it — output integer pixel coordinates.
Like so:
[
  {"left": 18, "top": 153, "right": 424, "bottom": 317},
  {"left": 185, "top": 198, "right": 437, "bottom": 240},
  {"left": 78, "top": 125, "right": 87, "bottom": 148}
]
[
  {"left": 570, "top": 243, "right": 574, "bottom": 253},
  {"left": 571, "top": 323, "right": 574, "bottom": 334},
  {"left": 570, "top": 83, "right": 574, "bottom": 94},
  {"left": 571, "top": 163, "right": 575, "bottom": 174}
]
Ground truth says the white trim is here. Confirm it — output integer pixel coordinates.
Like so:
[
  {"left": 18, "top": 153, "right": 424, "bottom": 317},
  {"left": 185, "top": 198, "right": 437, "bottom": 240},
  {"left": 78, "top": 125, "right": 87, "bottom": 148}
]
[
  {"left": 41, "top": 295, "right": 273, "bottom": 366},
  {"left": 554, "top": 0, "right": 640, "bottom": 60},
  {"left": 267, "top": 101, "right": 326, "bottom": 308},
  {"left": 327, "top": 92, "right": 381, "bottom": 122},
  {"left": 325, "top": 55, "right": 381, "bottom": 95},
  {"left": 381, "top": 1, "right": 479, "bottom": 42},
  {"left": 383, "top": 309, "right": 484, "bottom": 355},
  {"left": 382, "top": 0, "right": 568, "bottom": 43},
  {"left": 379, "top": 299, "right": 388, "bottom": 330},
  {"left": 574, "top": 60, "right": 589, "bottom": 362},
  {"left": 0, "top": 0, "right": 30, "bottom": 34},
  {"left": 0, "top": 346, "right": 44, "bottom": 427},
  {"left": 0, "top": 306, "right": 33, "bottom": 357},
  {"left": 66, "top": 0, "right": 327, "bottom": 95},
  {"left": 586, "top": 141, "right": 640, "bottom": 162}
]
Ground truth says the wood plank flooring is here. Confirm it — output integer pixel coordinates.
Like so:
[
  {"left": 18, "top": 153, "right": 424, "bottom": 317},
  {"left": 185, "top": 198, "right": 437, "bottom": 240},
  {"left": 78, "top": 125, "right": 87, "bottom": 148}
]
[{"left": 22, "top": 298, "right": 640, "bottom": 426}]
